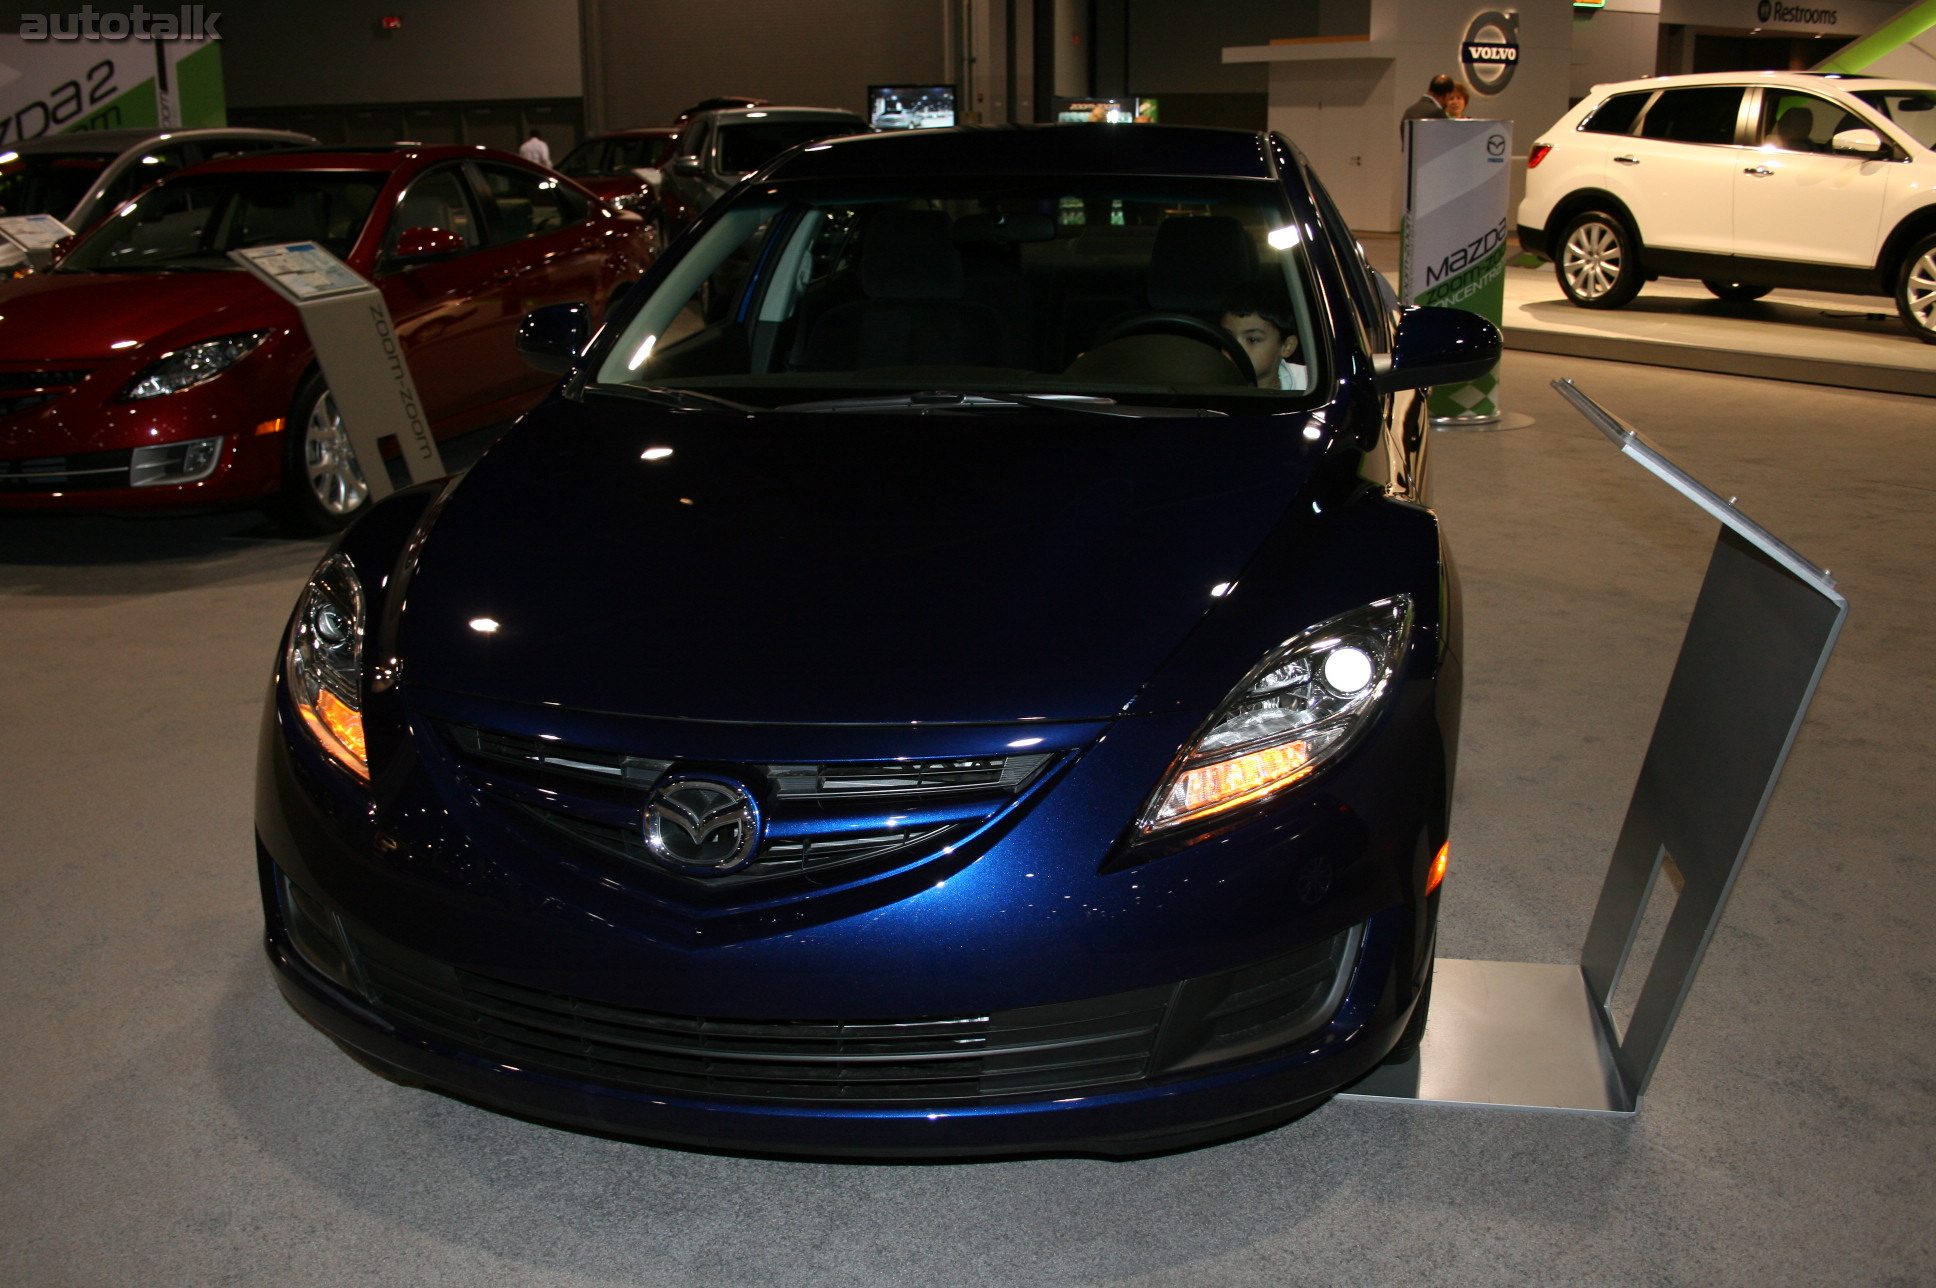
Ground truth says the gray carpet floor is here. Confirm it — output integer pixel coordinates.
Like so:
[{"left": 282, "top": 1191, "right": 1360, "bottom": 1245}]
[{"left": 2, "top": 351, "right": 1931, "bottom": 1287}]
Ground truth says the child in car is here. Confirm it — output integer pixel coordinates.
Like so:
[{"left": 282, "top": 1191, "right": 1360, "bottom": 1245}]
[{"left": 1220, "top": 283, "right": 1310, "bottom": 391}]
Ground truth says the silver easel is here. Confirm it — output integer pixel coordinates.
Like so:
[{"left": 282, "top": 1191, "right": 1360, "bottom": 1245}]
[{"left": 1345, "top": 380, "right": 1849, "bottom": 1114}]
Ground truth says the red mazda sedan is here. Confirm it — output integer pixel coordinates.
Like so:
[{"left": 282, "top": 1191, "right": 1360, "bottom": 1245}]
[{"left": 0, "top": 144, "right": 654, "bottom": 528}]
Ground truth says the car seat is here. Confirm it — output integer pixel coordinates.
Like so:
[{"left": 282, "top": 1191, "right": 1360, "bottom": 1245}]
[{"left": 797, "top": 209, "right": 1008, "bottom": 370}]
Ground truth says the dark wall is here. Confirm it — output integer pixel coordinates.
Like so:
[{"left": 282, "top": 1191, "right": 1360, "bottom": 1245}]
[
  {"left": 216, "top": 0, "right": 581, "bottom": 108},
  {"left": 1120, "top": 0, "right": 1368, "bottom": 96},
  {"left": 583, "top": 0, "right": 944, "bottom": 130}
]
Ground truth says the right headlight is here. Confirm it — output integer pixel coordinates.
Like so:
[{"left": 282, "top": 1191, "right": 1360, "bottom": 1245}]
[
  {"left": 1134, "top": 596, "right": 1413, "bottom": 838},
  {"left": 286, "top": 552, "right": 369, "bottom": 781}
]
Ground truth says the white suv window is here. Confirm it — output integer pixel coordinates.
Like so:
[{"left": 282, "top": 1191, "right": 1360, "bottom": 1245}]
[
  {"left": 1757, "top": 90, "right": 1859, "bottom": 153},
  {"left": 1579, "top": 92, "right": 1649, "bottom": 136},
  {"left": 1637, "top": 87, "right": 1744, "bottom": 146}
]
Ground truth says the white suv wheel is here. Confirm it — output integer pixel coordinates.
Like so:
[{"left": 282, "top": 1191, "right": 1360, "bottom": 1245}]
[
  {"left": 1897, "top": 234, "right": 1936, "bottom": 344},
  {"left": 1557, "top": 210, "right": 1643, "bottom": 310}
]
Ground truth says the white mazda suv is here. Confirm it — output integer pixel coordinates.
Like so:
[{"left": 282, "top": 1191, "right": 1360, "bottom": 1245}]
[{"left": 1517, "top": 71, "right": 1936, "bottom": 343}]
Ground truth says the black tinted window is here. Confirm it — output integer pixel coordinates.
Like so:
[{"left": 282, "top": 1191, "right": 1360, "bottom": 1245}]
[
  {"left": 717, "top": 121, "right": 861, "bottom": 174},
  {"left": 1581, "top": 92, "right": 1649, "bottom": 136},
  {"left": 477, "top": 163, "right": 587, "bottom": 240},
  {"left": 1639, "top": 87, "right": 1744, "bottom": 145}
]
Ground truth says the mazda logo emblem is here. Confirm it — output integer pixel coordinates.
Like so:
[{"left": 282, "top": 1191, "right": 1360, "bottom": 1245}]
[{"left": 643, "top": 775, "right": 762, "bottom": 873}]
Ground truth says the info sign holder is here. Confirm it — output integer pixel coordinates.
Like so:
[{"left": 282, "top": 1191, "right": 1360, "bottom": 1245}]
[
  {"left": 1345, "top": 379, "right": 1848, "bottom": 1115},
  {"left": 229, "top": 242, "right": 444, "bottom": 502},
  {"left": 0, "top": 214, "right": 76, "bottom": 270},
  {"left": 1400, "top": 117, "right": 1512, "bottom": 427}
]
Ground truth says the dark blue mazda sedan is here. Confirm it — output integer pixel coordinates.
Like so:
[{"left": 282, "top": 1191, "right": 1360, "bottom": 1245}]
[{"left": 257, "top": 123, "right": 1497, "bottom": 1157}]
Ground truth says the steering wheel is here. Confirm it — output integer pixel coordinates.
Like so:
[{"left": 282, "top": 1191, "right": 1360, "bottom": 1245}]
[{"left": 1096, "top": 312, "right": 1257, "bottom": 384}]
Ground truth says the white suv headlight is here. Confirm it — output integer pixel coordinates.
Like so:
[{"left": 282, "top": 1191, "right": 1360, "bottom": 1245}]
[{"left": 1135, "top": 596, "right": 1413, "bottom": 837}]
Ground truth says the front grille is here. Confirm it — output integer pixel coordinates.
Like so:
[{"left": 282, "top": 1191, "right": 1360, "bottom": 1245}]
[
  {"left": 0, "top": 368, "right": 91, "bottom": 430},
  {"left": 0, "top": 446, "right": 134, "bottom": 492},
  {"left": 438, "top": 720, "right": 1055, "bottom": 886},
  {"left": 280, "top": 868, "right": 1362, "bottom": 1104}
]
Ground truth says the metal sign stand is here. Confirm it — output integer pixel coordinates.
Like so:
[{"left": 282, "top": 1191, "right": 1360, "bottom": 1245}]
[
  {"left": 1345, "top": 379, "right": 1848, "bottom": 1114},
  {"left": 230, "top": 242, "right": 445, "bottom": 502}
]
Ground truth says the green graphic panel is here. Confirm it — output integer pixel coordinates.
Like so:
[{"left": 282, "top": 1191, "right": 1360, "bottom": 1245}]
[
  {"left": 64, "top": 78, "right": 159, "bottom": 133},
  {"left": 177, "top": 43, "right": 227, "bottom": 128}
]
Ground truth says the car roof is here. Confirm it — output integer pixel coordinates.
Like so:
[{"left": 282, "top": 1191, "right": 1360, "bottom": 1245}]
[
  {"left": 1, "top": 127, "right": 312, "bottom": 157},
  {"left": 178, "top": 143, "right": 524, "bottom": 175},
  {"left": 1582, "top": 70, "right": 1936, "bottom": 97},
  {"left": 584, "top": 126, "right": 680, "bottom": 141},
  {"left": 705, "top": 106, "right": 869, "bottom": 124},
  {"left": 766, "top": 122, "right": 1276, "bottom": 182}
]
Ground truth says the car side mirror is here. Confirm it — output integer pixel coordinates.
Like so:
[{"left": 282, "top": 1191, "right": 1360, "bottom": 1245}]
[
  {"left": 1831, "top": 127, "right": 1886, "bottom": 157},
  {"left": 1371, "top": 306, "right": 1501, "bottom": 395},
  {"left": 390, "top": 225, "right": 467, "bottom": 263},
  {"left": 517, "top": 301, "right": 590, "bottom": 375},
  {"left": 670, "top": 156, "right": 704, "bottom": 177}
]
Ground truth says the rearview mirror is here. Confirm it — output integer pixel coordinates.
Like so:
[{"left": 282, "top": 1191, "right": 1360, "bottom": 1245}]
[
  {"left": 670, "top": 156, "right": 704, "bottom": 177},
  {"left": 1372, "top": 306, "right": 1501, "bottom": 395},
  {"left": 517, "top": 302, "right": 590, "bottom": 375}
]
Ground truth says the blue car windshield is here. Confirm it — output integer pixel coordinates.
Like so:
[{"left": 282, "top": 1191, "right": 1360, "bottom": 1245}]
[{"left": 593, "top": 178, "right": 1329, "bottom": 410}]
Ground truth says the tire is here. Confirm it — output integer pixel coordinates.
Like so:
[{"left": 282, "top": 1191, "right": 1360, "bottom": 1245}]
[
  {"left": 268, "top": 371, "right": 370, "bottom": 532},
  {"left": 1382, "top": 963, "right": 1434, "bottom": 1065},
  {"left": 1702, "top": 279, "right": 1772, "bottom": 303},
  {"left": 1895, "top": 232, "right": 1936, "bottom": 345},
  {"left": 1555, "top": 209, "right": 1643, "bottom": 309}
]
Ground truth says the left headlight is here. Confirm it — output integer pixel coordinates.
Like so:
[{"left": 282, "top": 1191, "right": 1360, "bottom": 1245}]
[
  {"left": 1134, "top": 595, "right": 1414, "bottom": 839},
  {"left": 287, "top": 551, "right": 369, "bottom": 781},
  {"left": 119, "top": 330, "right": 270, "bottom": 401}
]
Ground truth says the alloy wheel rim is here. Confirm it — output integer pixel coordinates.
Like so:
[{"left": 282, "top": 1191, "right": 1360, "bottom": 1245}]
[
  {"left": 303, "top": 391, "right": 368, "bottom": 515},
  {"left": 1562, "top": 222, "right": 1621, "bottom": 300},
  {"left": 1907, "top": 249, "right": 1936, "bottom": 331}
]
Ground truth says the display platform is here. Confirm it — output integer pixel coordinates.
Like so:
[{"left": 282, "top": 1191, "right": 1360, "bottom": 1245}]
[
  {"left": 1356, "top": 234, "right": 1936, "bottom": 397},
  {"left": 1501, "top": 266, "right": 1936, "bottom": 398}
]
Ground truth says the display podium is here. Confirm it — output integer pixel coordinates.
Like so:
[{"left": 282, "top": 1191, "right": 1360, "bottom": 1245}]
[{"left": 1345, "top": 380, "right": 1848, "bottom": 1114}]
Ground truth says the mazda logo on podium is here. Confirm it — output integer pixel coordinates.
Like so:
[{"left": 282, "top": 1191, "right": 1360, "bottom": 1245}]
[{"left": 643, "top": 775, "right": 762, "bottom": 873}]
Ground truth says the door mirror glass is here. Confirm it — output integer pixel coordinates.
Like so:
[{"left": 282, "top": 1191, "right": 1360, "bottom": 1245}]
[
  {"left": 1372, "top": 306, "right": 1501, "bottom": 395},
  {"left": 1831, "top": 127, "right": 1884, "bottom": 156},
  {"left": 517, "top": 301, "right": 590, "bottom": 374},
  {"left": 671, "top": 156, "right": 705, "bottom": 177}
]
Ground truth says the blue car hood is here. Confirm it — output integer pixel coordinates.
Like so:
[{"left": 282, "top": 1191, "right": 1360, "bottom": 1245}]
[{"left": 395, "top": 397, "right": 1326, "bottom": 725}]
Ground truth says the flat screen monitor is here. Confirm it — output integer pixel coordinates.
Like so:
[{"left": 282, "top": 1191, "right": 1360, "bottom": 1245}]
[
  {"left": 1054, "top": 97, "right": 1158, "bottom": 124},
  {"left": 868, "top": 85, "right": 958, "bottom": 130}
]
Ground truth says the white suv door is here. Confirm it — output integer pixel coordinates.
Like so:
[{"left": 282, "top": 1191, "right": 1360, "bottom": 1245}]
[
  {"left": 1732, "top": 87, "right": 1892, "bottom": 267},
  {"left": 1617, "top": 85, "right": 1750, "bottom": 256}
]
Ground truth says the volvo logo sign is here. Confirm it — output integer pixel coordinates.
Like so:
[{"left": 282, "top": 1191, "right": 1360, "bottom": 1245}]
[
  {"left": 643, "top": 775, "right": 762, "bottom": 873},
  {"left": 1461, "top": 10, "right": 1520, "bottom": 97}
]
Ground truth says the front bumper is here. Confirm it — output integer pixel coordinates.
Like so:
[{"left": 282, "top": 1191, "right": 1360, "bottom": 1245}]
[{"left": 263, "top": 847, "right": 1411, "bottom": 1158}]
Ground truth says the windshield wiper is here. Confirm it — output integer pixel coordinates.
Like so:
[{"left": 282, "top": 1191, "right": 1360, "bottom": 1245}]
[
  {"left": 584, "top": 384, "right": 766, "bottom": 415},
  {"left": 776, "top": 391, "right": 1226, "bottom": 418}
]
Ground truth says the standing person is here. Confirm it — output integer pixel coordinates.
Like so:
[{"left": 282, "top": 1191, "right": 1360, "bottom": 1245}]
[
  {"left": 1444, "top": 80, "right": 1473, "bottom": 119},
  {"left": 1400, "top": 74, "right": 1456, "bottom": 136},
  {"left": 518, "top": 129, "right": 553, "bottom": 168}
]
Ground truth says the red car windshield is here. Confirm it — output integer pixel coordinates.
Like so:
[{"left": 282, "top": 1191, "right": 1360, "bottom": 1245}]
[
  {"left": 0, "top": 152, "right": 115, "bottom": 219},
  {"left": 59, "top": 170, "right": 387, "bottom": 272}
]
